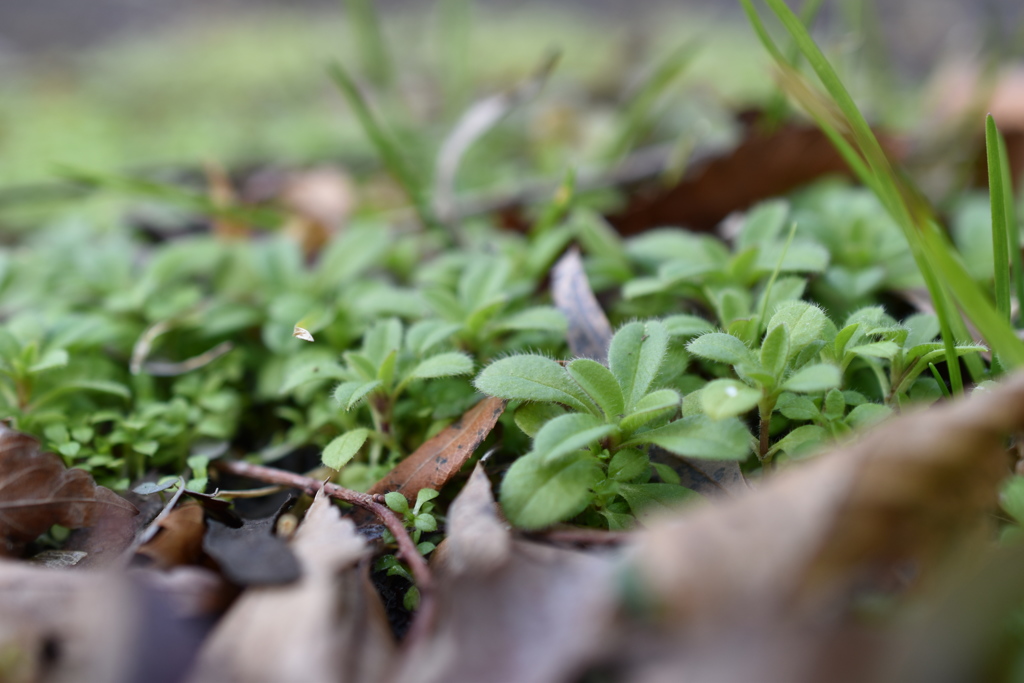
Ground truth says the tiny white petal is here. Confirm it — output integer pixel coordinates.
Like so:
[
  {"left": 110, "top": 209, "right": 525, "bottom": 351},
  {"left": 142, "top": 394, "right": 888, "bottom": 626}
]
[
  {"left": 293, "top": 325, "right": 314, "bottom": 342},
  {"left": 724, "top": 385, "right": 739, "bottom": 398}
]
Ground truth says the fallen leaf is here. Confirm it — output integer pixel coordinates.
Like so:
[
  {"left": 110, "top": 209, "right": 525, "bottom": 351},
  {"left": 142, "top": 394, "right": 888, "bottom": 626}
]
[
  {"left": 203, "top": 513, "right": 301, "bottom": 586},
  {"left": 0, "top": 425, "right": 138, "bottom": 556},
  {"left": 435, "top": 463, "right": 510, "bottom": 576},
  {"left": 136, "top": 503, "right": 207, "bottom": 569},
  {"left": 0, "top": 560, "right": 207, "bottom": 683},
  {"left": 187, "top": 488, "right": 395, "bottom": 683},
  {"left": 607, "top": 114, "right": 907, "bottom": 234},
  {"left": 367, "top": 396, "right": 506, "bottom": 501},
  {"left": 397, "top": 462, "right": 616, "bottom": 683},
  {"left": 551, "top": 246, "right": 614, "bottom": 363}
]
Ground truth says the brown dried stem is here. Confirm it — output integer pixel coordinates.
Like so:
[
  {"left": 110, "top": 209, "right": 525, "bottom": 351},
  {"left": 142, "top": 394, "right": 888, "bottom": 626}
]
[{"left": 214, "top": 459, "right": 436, "bottom": 645}]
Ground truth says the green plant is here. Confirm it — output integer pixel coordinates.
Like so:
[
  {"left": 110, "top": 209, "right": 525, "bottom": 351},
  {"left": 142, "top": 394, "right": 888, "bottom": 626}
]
[
  {"left": 374, "top": 489, "right": 440, "bottom": 610},
  {"left": 474, "top": 319, "right": 750, "bottom": 529}
]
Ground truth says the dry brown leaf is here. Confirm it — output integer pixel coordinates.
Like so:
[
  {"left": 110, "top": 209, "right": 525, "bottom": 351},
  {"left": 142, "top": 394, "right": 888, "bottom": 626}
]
[
  {"left": 0, "top": 425, "right": 138, "bottom": 556},
  {"left": 551, "top": 246, "right": 614, "bottom": 363},
  {"left": 136, "top": 502, "right": 206, "bottom": 569},
  {"left": 187, "top": 488, "right": 395, "bottom": 683},
  {"left": 632, "top": 373, "right": 1024, "bottom": 626},
  {"left": 398, "top": 462, "right": 616, "bottom": 683},
  {"left": 367, "top": 396, "right": 506, "bottom": 501},
  {"left": 607, "top": 115, "right": 906, "bottom": 234},
  {"left": 280, "top": 166, "right": 355, "bottom": 256},
  {"left": 0, "top": 560, "right": 208, "bottom": 683}
]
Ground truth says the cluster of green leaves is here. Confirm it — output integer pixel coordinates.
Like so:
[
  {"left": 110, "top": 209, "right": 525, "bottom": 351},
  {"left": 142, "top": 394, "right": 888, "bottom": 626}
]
[
  {"left": 374, "top": 489, "right": 440, "bottom": 610},
  {"left": 475, "top": 319, "right": 748, "bottom": 529}
]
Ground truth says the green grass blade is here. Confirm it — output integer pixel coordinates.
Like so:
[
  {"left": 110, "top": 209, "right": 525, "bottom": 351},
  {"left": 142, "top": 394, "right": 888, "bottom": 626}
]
[
  {"left": 762, "top": 0, "right": 826, "bottom": 128},
  {"left": 603, "top": 42, "right": 698, "bottom": 161},
  {"left": 986, "top": 114, "right": 1012, "bottom": 326},
  {"left": 998, "top": 130, "right": 1024, "bottom": 319},
  {"left": 344, "top": 0, "right": 394, "bottom": 88},
  {"left": 327, "top": 62, "right": 438, "bottom": 232},
  {"left": 747, "top": 0, "right": 1024, "bottom": 373}
]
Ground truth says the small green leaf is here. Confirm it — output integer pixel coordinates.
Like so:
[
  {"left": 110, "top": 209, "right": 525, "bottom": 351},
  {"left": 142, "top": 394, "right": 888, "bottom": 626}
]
[
  {"left": 377, "top": 349, "right": 398, "bottom": 385},
  {"left": 768, "top": 424, "right": 828, "bottom": 458},
  {"left": 513, "top": 402, "right": 567, "bottom": 438},
  {"left": 845, "top": 403, "right": 893, "bottom": 429},
  {"left": 781, "top": 364, "right": 841, "bottom": 393},
  {"left": 413, "top": 514, "right": 437, "bottom": 532},
  {"left": 405, "top": 320, "right": 463, "bottom": 355},
  {"left": 496, "top": 306, "right": 568, "bottom": 333},
  {"left": 609, "top": 321, "right": 669, "bottom": 411},
  {"left": 700, "top": 379, "right": 761, "bottom": 420},
  {"left": 686, "top": 332, "right": 753, "bottom": 365},
  {"left": 608, "top": 448, "right": 650, "bottom": 482},
  {"left": 847, "top": 341, "right": 899, "bottom": 360},
  {"left": 759, "top": 323, "right": 790, "bottom": 378},
  {"left": 629, "top": 415, "right": 751, "bottom": 460},
  {"left": 833, "top": 323, "right": 861, "bottom": 357},
  {"left": 616, "top": 482, "right": 697, "bottom": 520},
  {"left": 333, "top": 380, "right": 383, "bottom": 410},
  {"left": 474, "top": 355, "right": 595, "bottom": 414},
  {"left": 29, "top": 348, "right": 69, "bottom": 374},
  {"left": 500, "top": 451, "right": 603, "bottom": 529},
  {"left": 363, "top": 318, "right": 403, "bottom": 367},
  {"left": 322, "top": 428, "right": 370, "bottom": 469},
  {"left": 755, "top": 241, "right": 830, "bottom": 274},
  {"left": 738, "top": 199, "right": 789, "bottom": 249},
  {"left": 776, "top": 392, "right": 820, "bottom": 420},
  {"left": 408, "top": 352, "right": 474, "bottom": 380},
  {"left": 414, "top": 489, "right": 439, "bottom": 513},
  {"left": 532, "top": 413, "right": 616, "bottom": 465},
  {"left": 651, "top": 462, "right": 681, "bottom": 485},
  {"left": 662, "top": 314, "right": 715, "bottom": 338},
  {"left": 822, "top": 388, "right": 845, "bottom": 419},
  {"left": 280, "top": 361, "right": 346, "bottom": 394},
  {"left": 384, "top": 491, "right": 409, "bottom": 514},
  {"left": 619, "top": 388, "right": 681, "bottom": 433},
  {"left": 567, "top": 359, "right": 625, "bottom": 420},
  {"left": 767, "top": 302, "right": 829, "bottom": 353}
]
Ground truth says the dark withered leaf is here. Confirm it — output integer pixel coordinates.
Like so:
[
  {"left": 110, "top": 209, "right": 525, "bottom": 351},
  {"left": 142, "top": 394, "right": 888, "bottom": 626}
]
[
  {"left": 0, "top": 425, "right": 137, "bottom": 555},
  {"left": 204, "top": 515, "right": 301, "bottom": 586},
  {"left": 551, "top": 246, "right": 614, "bottom": 364}
]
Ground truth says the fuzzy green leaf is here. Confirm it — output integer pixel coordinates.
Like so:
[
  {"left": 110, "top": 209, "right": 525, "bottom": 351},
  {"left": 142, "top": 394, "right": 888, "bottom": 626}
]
[
  {"left": 474, "top": 355, "right": 594, "bottom": 414},
  {"left": 767, "top": 301, "right": 829, "bottom": 353},
  {"left": 500, "top": 451, "right": 603, "bottom": 529},
  {"left": 385, "top": 491, "right": 409, "bottom": 514},
  {"left": 629, "top": 415, "right": 751, "bottom": 460},
  {"left": 496, "top": 306, "right": 568, "bottom": 333},
  {"left": 619, "top": 388, "right": 681, "bottom": 433},
  {"left": 845, "top": 403, "right": 893, "bottom": 429},
  {"left": 781, "top": 363, "right": 841, "bottom": 393},
  {"left": 513, "top": 402, "right": 567, "bottom": 438},
  {"left": 662, "top": 314, "right": 716, "bottom": 338},
  {"left": 616, "top": 482, "right": 697, "bottom": 520},
  {"left": 776, "top": 392, "right": 819, "bottom": 420},
  {"left": 609, "top": 320, "right": 669, "bottom": 411},
  {"left": 408, "top": 352, "right": 474, "bottom": 380},
  {"left": 847, "top": 341, "right": 899, "bottom": 360},
  {"left": 29, "top": 348, "right": 69, "bottom": 374},
  {"left": 405, "top": 320, "right": 463, "bottom": 355},
  {"left": 333, "top": 380, "right": 383, "bottom": 411},
  {"left": 759, "top": 323, "right": 790, "bottom": 378},
  {"left": 322, "top": 428, "right": 370, "bottom": 469},
  {"left": 280, "top": 361, "right": 346, "bottom": 394},
  {"left": 567, "top": 358, "right": 624, "bottom": 420},
  {"left": 701, "top": 379, "right": 762, "bottom": 420},
  {"left": 686, "top": 332, "right": 753, "bottom": 366},
  {"left": 532, "top": 413, "right": 616, "bottom": 465},
  {"left": 608, "top": 448, "right": 650, "bottom": 483},
  {"left": 768, "top": 424, "right": 828, "bottom": 458}
]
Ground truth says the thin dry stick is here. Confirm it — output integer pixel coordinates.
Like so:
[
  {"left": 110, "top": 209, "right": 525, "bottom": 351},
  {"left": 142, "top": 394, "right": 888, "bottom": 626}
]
[{"left": 214, "top": 459, "right": 436, "bottom": 645}]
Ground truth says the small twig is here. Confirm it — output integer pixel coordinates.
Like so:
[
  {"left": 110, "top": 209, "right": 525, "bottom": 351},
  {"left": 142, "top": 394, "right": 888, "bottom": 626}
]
[{"left": 214, "top": 459, "right": 436, "bottom": 646}]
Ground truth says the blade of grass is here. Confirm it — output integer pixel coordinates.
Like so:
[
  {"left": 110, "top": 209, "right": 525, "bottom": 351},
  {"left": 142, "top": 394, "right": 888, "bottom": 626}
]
[
  {"left": 986, "top": 114, "right": 1012, "bottom": 328},
  {"left": 603, "top": 41, "right": 699, "bottom": 162},
  {"left": 762, "top": 0, "right": 826, "bottom": 129},
  {"left": 998, "top": 129, "right": 1024, "bottom": 319},
  {"left": 344, "top": 0, "right": 394, "bottom": 88},
  {"left": 744, "top": 0, "right": 1024, "bottom": 375},
  {"left": 327, "top": 62, "right": 439, "bottom": 233}
]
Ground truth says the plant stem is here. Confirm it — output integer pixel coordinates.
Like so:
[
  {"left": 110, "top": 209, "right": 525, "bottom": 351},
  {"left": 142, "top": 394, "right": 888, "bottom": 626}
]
[
  {"left": 214, "top": 459, "right": 436, "bottom": 647},
  {"left": 758, "top": 395, "right": 778, "bottom": 461}
]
